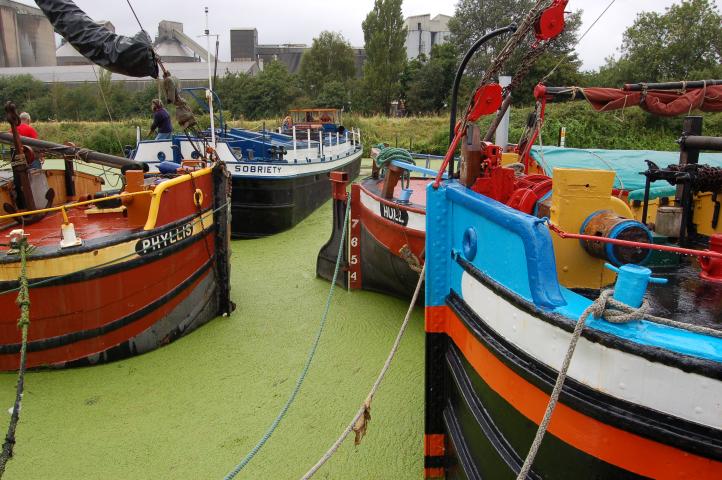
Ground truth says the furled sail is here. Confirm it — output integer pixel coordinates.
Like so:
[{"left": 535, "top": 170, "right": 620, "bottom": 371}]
[
  {"left": 35, "top": 0, "right": 158, "bottom": 78},
  {"left": 544, "top": 83, "right": 722, "bottom": 117}
]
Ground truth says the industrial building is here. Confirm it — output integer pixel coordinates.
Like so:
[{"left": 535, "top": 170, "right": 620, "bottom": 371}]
[
  {"left": 404, "top": 14, "right": 451, "bottom": 59},
  {"left": 230, "top": 28, "right": 365, "bottom": 76},
  {"left": 0, "top": 0, "right": 56, "bottom": 67},
  {"left": 1, "top": 16, "right": 260, "bottom": 89}
]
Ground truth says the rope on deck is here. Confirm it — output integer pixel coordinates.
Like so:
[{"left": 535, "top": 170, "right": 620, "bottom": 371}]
[
  {"left": 223, "top": 195, "right": 353, "bottom": 480},
  {"left": 0, "top": 237, "right": 31, "bottom": 478},
  {"left": 515, "top": 288, "right": 721, "bottom": 479},
  {"left": 300, "top": 263, "right": 425, "bottom": 479}
]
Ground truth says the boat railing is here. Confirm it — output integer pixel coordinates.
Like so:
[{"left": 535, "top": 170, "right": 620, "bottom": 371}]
[
  {"left": 390, "top": 160, "right": 448, "bottom": 179},
  {"left": 0, "top": 190, "right": 153, "bottom": 225}
]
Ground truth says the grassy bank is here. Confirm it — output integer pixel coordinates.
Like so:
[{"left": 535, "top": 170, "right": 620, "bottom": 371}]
[{"left": 14, "top": 102, "right": 722, "bottom": 158}]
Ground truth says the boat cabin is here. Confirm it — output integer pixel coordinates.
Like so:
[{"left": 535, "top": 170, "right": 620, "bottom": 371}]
[{"left": 284, "top": 108, "right": 343, "bottom": 134}]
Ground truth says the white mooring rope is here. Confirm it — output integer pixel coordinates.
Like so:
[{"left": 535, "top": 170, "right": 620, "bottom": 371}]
[{"left": 301, "top": 264, "right": 425, "bottom": 479}]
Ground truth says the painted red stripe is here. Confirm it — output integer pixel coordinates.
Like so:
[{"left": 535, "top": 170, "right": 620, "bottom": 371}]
[
  {"left": 426, "top": 305, "right": 722, "bottom": 478},
  {"left": 358, "top": 201, "right": 425, "bottom": 260},
  {"left": 0, "top": 268, "right": 210, "bottom": 370},
  {"left": 424, "top": 433, "right": 445, "bottom": 457},
  {"left": 0, "top": 235, "right": 215, "bottom": 340}
]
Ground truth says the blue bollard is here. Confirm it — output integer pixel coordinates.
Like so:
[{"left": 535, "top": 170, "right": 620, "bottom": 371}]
[
  {"left": 604, "top": 263, "right": 667, "bottom": 308},
  {"left": 399, "top": 188, "right": 413, "bottom": 203}
]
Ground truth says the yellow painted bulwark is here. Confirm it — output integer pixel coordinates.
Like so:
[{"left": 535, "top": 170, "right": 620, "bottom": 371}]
[{"left": 0, "top": 210, "right": 214, "bottom": 282}]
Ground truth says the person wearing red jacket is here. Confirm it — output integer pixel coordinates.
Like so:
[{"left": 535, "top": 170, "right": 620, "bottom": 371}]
[{"left": 17, "top": 112, "right": 38, "bottom": 139}]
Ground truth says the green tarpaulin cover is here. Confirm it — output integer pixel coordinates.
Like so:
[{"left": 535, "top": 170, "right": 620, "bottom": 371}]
[{"left": 530, "top": 146, "right": 722, "bottom": 192}]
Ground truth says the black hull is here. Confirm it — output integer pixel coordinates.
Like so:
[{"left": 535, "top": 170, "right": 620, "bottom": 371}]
[
  {"left": 360, "top": 224, "right": 425, "bottom": 302},
  {"left": 231, "top": 156, "right": 361, "bottom": 238}
]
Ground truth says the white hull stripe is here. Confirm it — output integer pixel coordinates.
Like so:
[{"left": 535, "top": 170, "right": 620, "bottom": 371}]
[
  {"left": 460, "top": 271, "right": 722, "bottom": 429},
  {"left": 359, "top": 189, "right": 425, "bottom": 232}
]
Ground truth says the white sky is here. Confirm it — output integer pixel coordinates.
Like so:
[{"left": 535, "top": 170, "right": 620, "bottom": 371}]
[{"left": 17, "top": 0, "right": 722, "bottom": 71}]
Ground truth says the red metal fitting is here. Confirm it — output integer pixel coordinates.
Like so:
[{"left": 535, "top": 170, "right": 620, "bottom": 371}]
[
  {"left": 329, "top": 171, "right": 349, "bottom": 200},
  {"left": 468, "top": 83, "right": 503, "bottom": 121},
  {"left": 534, "top": 0, "right": 568, "bottom": 41},
  {"left": 700, "top": 234, "right": 722, "bottom": 283}
]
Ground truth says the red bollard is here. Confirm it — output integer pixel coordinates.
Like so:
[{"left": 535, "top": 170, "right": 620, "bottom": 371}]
[{"left": 700, "top": 234, "right": 722, "bottom": 283}]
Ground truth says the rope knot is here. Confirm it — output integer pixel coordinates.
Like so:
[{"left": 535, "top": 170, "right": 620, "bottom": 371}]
[{"left": 589, "top": 289, "right": 649, "bottom": 324}]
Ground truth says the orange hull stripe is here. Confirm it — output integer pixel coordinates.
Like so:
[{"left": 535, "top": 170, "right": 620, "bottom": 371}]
[
  {"left": 424, "top": 433, "right": 445, "bottom": 457},
  {"left": 428, "top": 305, "right": 722, "bottom": 479},
  {"left": 425, "top": 305, "right": 448, "bottom": 333}
]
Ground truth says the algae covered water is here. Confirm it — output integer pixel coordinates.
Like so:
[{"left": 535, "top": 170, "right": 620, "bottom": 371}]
[{"left": 0, "top": 200, "right": 424, "bottom": 479}]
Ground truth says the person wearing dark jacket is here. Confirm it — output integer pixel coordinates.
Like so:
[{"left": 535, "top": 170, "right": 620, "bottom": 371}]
[{"left": 149, "top": 99, "right": 172, "bottom": 140}]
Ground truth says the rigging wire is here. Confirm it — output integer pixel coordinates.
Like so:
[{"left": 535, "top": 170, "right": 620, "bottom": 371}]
[
  {"left": 125, "top": 0, "right": 147, "bottom": 35},
  {"left": 541, "top": 0, "right": 617, "bottom": 83}
]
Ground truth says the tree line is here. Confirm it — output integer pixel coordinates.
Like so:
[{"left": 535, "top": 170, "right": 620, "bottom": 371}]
[{"left": 1, "top": 0, "right": 719, "bottom": 122}]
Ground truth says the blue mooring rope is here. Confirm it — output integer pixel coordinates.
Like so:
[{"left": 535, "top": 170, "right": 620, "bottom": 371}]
[{"left": 223, "top": 195, "right": 352, "bottom": 479}]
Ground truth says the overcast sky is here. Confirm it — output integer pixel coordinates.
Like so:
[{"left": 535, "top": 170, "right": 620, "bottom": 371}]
[{"left": 18, "top": 0, "right": 722, "bottom": 70}]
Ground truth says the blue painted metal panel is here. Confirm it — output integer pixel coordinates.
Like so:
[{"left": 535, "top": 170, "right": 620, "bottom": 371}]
[
  {"left": 445, "top": 182, "right": 566, "bottom": 310},
  {"left": 427, "top": 179, "right": 722, "bottom": 362}
]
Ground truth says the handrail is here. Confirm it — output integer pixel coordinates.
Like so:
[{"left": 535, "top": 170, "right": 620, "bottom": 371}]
[
  {"left": 390, "top": 160, "right": 448, "bottom": 179},
  {"left": 547, "top": 222, "right": 722, "bottom": 260},
  {"left": 0, "top": 190, "right": 153, "bottom": 221},
  {"left": 143, "top": 166, "right": 214, "bottom": 230}
]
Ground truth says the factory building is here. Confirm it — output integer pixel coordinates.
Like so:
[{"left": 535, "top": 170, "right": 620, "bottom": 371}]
[
  {"left": 0, "top": 0, "right": 56, "bottom": 67},
  {"left": 404, "top": 14, "right": 451, "bottom": 59},
  {"left": 1, "top": 19, "right": 259, "bottom": 89},
  {"left": 230, "top": 28, "right": 365, "bottom": 76}
]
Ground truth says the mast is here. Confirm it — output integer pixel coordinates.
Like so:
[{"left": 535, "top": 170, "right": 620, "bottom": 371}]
[{"left": 204, "top": 6, "right": 216, "bottom": 146}]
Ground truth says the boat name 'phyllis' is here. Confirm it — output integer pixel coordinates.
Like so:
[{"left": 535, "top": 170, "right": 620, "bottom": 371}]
[
  {"left": 135, "top": 222, "right": 194, "bottom": 255},
  {"left": 379, "top": 203, "right": 409, "bottom": 226},
  {"left": 234, "top": 165, "right": 285, "bottom": 174}
]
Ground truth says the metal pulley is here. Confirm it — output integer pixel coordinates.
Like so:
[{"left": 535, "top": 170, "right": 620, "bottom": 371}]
[
  {"left": 534, "top": 0, "right": 568, "bottom": 42},
  {"left": 468, "top": 83, "right": 503, "bottom": 121}
]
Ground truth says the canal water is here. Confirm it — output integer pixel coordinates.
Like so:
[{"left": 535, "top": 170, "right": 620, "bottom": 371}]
[{"left": 0, "top": 199, "right": 424, "bottom": 479}]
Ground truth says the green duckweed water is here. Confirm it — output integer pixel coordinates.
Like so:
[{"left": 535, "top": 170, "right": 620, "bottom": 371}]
[{"left": 0, "top": 199, "right": 424, "bottom": 479}]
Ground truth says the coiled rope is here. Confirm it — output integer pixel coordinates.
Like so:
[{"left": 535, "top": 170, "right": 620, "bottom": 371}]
[
  {"left": 516, "top": 288, "right": 722, "bottom": 479},
  {"left": 373, "top": 144, "right": 414, "bottom": 168},
  {"left": 301, "top": 263, "right": 425, "bottom": 479},
  {"left": 223, "top": 195, "right": 352, "bottom": 480},
  {"left": 0, "top": 237, "right": 31, "bottom": 478}
]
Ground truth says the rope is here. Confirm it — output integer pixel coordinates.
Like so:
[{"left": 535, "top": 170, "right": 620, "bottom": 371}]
[
  {"left": 541, "top": 0, "right": 618, "bottom": 83},
  {"left": 0, "top": 238, "right": 31, "bottom": 478},
  {"left": 373, "top": 145, "right": 414, "bottom": 168},
  {"left": 300, "top": 263, "right": 425, "bottom": 479},
  {"left": 223, "top": 195, "right": 352, "bottom": 480},
  {"left": 90, "top": 65, "right": 124, "bottom": 154},
  {"left": 516, "top": 287, "right": 722, "bottom": 479}
]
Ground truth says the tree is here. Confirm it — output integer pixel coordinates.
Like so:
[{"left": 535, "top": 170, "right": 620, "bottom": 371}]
[
  {"left": 404, "top": 44, "right": 458, "bottom": 114},
  {"left": 299, "top": 31, "right": 356, "bottom": 98},
  {"left": 613, "top": 0, "right": 721, "bottom": 83},
  {"left": 315, "top": 80, "right": 349, "bottom": 109},
  {"left": 243, "top": 61, "right": 298, "bottom": 119},
  {"left": 448, "top": 0, "right": 583, "bottom": 102},
  {"left": 362, "top": 0, "right": 407, "bottom": 114}
]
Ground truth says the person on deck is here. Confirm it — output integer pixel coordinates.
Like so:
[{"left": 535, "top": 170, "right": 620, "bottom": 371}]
[
  {"left": 17, "top": 112, "right": 38, "bottom": 139},
  {"left": 11, "top": 112, "right": 41, "bottom": 168},
  {"left": 149, "top": 99, "right": 172, "bottom": 140}
]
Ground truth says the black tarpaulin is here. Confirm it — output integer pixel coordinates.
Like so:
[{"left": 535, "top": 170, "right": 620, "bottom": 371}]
[{"left": 35, "top": 0, "right": 158, "bottom": 78}]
